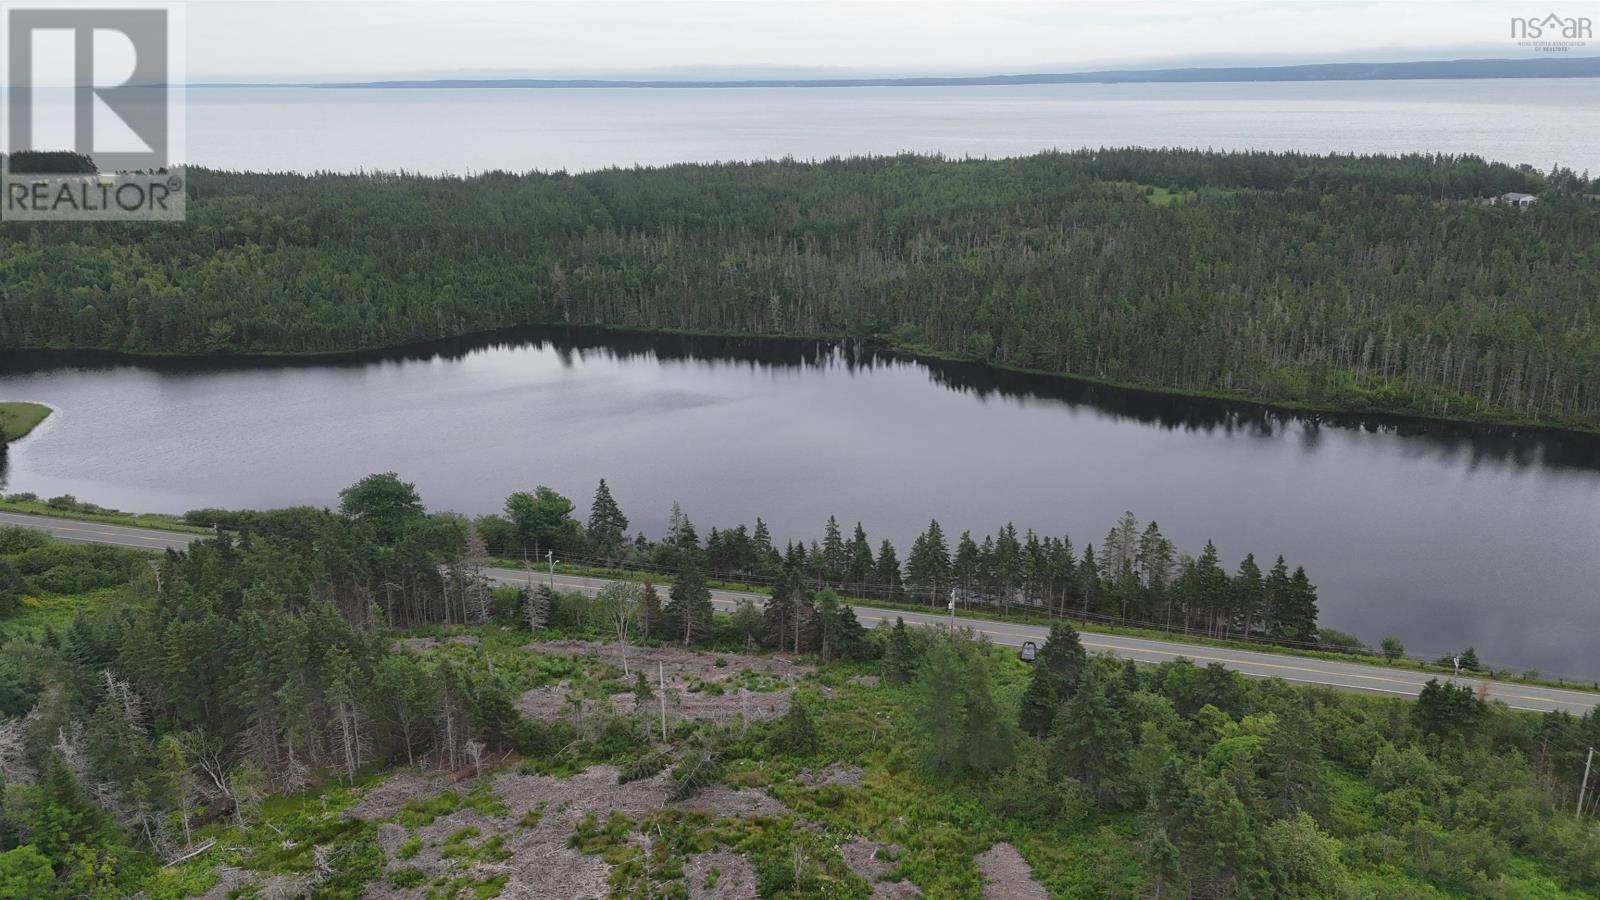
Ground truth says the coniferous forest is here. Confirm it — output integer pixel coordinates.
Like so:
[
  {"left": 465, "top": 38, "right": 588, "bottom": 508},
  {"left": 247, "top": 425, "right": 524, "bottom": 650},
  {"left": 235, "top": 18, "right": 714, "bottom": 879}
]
[{"left": 3, "top": 149, "right": 1598, "bottom": 428}]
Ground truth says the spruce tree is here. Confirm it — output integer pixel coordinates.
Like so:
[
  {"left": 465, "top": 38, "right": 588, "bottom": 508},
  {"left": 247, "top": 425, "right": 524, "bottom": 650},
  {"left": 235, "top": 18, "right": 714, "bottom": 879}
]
[
  {"left": 777, "top": 696, "right": 819, "bottom": 755},
  {"left": 665, "top": 562, "right": 714, "bottom": 645},
  {"left": 821, "top": 516, "right": 846, "bottom": 585},
  {"left": 1281, "top": 566, "right": 1319, "bottom": 644},
  {"left": 814, "top": 591, "right": 864, "bottom": 662},
  {"left": 906, "top": 518, "right": 951, "bottom": 604},
  {"left": 1263, "top": 556, "right": 1292, "bottom": 640},
  {"left": 1231, "top": 554, "right": 1264, "bottom": 638},
  {"left": 882, "top": 617, "right": 919, "bottom": 683},
  {"left": 846, "top": 523, "right": 874, "bottom": 590},
  {"left": 637, "top": 580, "right": 662, "bottom": 638},
  {"left": 873, "top": 539, "right": 901, "bottom": 598},
  {"left": 1019, "top": 623, "right": 1089, "bottom": 737},
  {"left": 586, "top": 478, "right": 629, "bottom": 557},
  {"left": 1050, "top": 672, "right": 1131, "bottom": 806},
  {"left": 762, "top": 568, "right": 802, "bottom": 650}
]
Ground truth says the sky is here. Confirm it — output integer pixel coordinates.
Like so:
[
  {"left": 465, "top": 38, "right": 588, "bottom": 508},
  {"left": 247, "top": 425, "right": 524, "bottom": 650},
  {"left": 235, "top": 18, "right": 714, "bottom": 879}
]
[{"left": 175, "top": 0, "right": 1599, "bottom": 83}]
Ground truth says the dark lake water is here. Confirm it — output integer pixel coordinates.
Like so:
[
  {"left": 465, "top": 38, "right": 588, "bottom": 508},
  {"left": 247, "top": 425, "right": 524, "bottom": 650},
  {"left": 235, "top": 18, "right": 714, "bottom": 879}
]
[{"left": 3, "top": 328, "right": 1598, "bottom": 678}]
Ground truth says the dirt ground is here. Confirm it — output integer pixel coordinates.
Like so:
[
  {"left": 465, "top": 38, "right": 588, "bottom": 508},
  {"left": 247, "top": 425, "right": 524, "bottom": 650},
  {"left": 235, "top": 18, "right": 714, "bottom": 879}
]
[
  {"left": 519, "top": 640, "right": 813, "bottom": 724},
  {"left": 839, "top": 836, "right": 923, "bottom": 897},
  {"left": 346, "top": 771, "right": 458, "bottom": 820},
  {"left": 684, "top": 849, "right": 761, "bottom": 899},
  {"left": 975, "top": 842, "right": 1048, "bottom": 900}
]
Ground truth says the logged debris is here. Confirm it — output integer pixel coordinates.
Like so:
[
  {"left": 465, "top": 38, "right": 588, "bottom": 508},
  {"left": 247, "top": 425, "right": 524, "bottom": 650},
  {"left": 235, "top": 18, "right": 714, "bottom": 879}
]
[
  {"left": 356, "top": 765, "right": 797, "bottom": 898},
  {"left": 348, "top": 771, "right": 458, "bottom": 821},
  {"left": 840, "top": 837, "right": 896, "bottom": 881},
  {"left": 526, "top": 640, "right": 812, "bottom": 682},
  {"left": 840, "top": 837, "right": 922, "bottom": 897},
  {"left": 684, "top": 849, "right": 760, "bottom": 899},
  {"left": 519, "top": 640, "right": 812, "bottom": 723},
  {"left": 975, "top": 842, "right": 1047, "bottom": 900}
]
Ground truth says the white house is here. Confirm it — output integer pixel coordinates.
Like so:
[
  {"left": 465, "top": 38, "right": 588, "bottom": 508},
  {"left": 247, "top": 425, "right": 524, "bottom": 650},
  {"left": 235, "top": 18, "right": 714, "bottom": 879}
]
[{"left": 1498, "top": 192, "right": 1539, "bottom": 207}]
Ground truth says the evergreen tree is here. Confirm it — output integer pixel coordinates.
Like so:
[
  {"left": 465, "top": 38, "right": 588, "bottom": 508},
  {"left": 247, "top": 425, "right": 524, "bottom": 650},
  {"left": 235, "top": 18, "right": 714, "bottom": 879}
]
[
  {"left": 821, "top": 516, "right": 846, "bottom": 585},
  {"left": 1136, "top": 521, "right": 1175, "bottom": 590},
  {"left": 953, "top": 531, "right": 980, "bottom": 602},
  {"left": 1018, "top": 623, "right": 1089, "bottom": 737},
  {"left": 637, "top": 580, "right": 662, "bottom": 638},
  {"left": 814, "top": 591, "right": 864, "bottom": 662},
  {"left": 915, "top": 639, "right": 1015, "bottom": 776},
  {"left": 1192, "top": 541, "right": 1229, "bottom": 635},
  {"left": 0, "top": 560, "right": 23, "bottom": 618},
  {"left": 873, "top": 540, "right": 901, "bottom": 598},
  {"left": 1231, "top": 554, "right": 1264, "bottom": 638},
  {"left": 881, "top": 617, "right": 920, "bottom": 683},
  {"left": 751, "top": 518, "right": 780, "bottom": 575},
  {"left": 1281, "top": 566, "right": 1319, "bottom": 644},
  {"left": 1263, "top": 556, "right": 1293, "bottom": 640},
  {"left": 995, "top": 523, "right": 1022, "bottom": 613},
  {"left": 845, "top": 523, "right": 874, "bottom": 591},
  {"left": 762, "top": 568, "right": 804, "bottom": 651},
  {"left": 1078, "top": 543, "right": 1102, "bottom": 616},
  {"left": 1050, "top": 672, "right": 1132, "bottom": 805},
  {"left": 776, "top": 696, "right": 819, "bottom": 755},
  {"left": 906, "top": 519, "right": 951, "bottom": 605},
  {"left": 1412, "top": 678, "right": 1486, "bottom": 740},
  {"left": 665, "top": 562, "right": 714, "bottom": 645},
  {"left": 586, "top": 478, "right": 629, "bottom": 558},
  {"left": 1261, "top": 702, "right": 1328, "bottom": 820}
]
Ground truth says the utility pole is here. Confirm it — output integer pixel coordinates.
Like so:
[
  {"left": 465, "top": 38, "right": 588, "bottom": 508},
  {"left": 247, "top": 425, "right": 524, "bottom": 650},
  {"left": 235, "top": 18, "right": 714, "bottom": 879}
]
[
  {"left": 546, "top": 550, "right": 555, "bottom": 589},
  {"left": 947, "top": 588, "right": 957, "bottom": 637},
  {"left": 1578, "top": 746, "right": 1595, "bottom": 819}
]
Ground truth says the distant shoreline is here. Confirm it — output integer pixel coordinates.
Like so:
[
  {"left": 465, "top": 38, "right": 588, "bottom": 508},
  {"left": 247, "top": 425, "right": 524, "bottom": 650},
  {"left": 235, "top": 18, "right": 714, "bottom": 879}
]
[{"left": 191, "top": 55, "right": 1600, "bottom": 90}]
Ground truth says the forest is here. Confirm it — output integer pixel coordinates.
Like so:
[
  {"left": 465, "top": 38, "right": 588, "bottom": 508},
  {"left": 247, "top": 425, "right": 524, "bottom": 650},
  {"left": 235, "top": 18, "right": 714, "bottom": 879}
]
[
  {"left": 2, "top": 149, "right": 1598, "bottom": 428},
  {"left": 0, "top": 474, "right": 1597, "bottom": 898}
]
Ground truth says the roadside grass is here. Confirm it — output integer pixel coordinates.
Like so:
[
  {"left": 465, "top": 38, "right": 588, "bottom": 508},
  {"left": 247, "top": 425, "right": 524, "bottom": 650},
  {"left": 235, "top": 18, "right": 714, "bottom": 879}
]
[
  {"left": 491, "top": 557, "right": 1600, "bottom": 697},
  {"left": 0, "top": 402, "right": 50, "bottom": 440},
  {"left": 0, "top": 495, "right": 209, "bottom": 534}
]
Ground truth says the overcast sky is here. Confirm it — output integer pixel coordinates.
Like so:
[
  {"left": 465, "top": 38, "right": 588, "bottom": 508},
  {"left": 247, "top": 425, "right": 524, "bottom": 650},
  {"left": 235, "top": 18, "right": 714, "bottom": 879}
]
[{"left": 183, "top": 0, "right": 1595, "bottom": 82}]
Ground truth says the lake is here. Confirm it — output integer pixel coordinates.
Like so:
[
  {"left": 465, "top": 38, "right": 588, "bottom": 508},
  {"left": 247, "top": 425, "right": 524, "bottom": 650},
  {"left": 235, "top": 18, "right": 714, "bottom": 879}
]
[
  {"left": 162, "top": 79, "right": 1600, "bottom": 173},
  {"left": 3, "top": 328, "right": 1599, "bottom": 679}
]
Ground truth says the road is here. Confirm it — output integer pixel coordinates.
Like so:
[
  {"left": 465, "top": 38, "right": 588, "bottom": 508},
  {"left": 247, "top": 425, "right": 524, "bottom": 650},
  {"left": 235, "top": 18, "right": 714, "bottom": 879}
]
[{"left": 6, "top": 509, "right": 1596, "bottom": 715}]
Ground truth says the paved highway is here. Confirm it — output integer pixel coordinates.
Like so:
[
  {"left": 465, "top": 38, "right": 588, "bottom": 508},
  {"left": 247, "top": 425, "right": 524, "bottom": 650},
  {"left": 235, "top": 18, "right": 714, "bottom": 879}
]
[{"left": 5, "top": 510, "right": 1596, "bottom": 715}]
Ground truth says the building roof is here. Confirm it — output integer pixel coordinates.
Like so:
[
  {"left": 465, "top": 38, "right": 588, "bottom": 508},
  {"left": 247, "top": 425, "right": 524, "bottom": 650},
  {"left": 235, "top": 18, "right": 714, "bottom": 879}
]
[{"left": 1501, "top": 192, "right": 1538, "bottom": 201}]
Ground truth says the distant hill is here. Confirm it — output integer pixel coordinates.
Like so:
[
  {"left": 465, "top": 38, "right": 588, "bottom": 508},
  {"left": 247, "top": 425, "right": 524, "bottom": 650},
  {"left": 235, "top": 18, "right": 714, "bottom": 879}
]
[{"left": 289, "top": 56, "right": 1600, "bottom": 89}]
